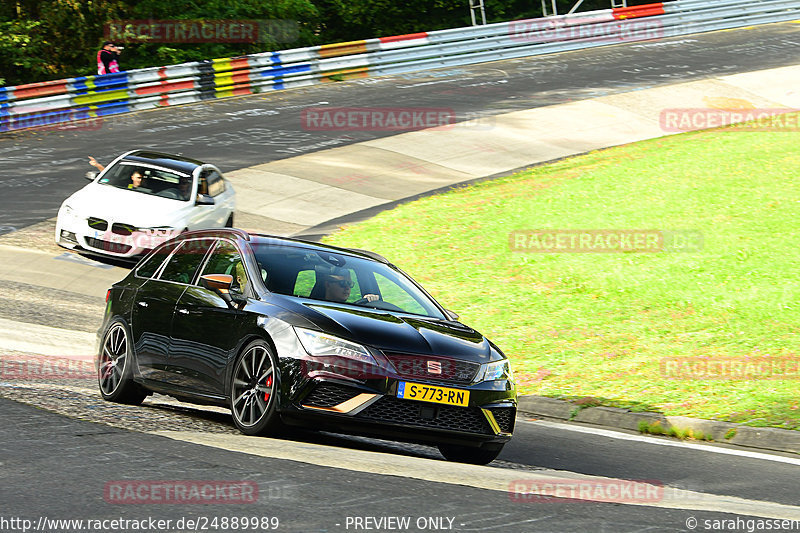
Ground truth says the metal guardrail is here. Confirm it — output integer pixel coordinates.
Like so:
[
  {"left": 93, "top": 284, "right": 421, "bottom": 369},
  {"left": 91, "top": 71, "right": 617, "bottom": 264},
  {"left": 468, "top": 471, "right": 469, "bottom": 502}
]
[{"left": 2, "top": 0, "right": 799, "bottom": 132}]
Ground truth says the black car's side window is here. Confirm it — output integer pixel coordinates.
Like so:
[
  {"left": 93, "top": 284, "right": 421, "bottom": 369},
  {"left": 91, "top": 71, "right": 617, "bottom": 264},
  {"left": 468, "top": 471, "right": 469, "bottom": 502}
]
[
  {"left": 136, "top": 241, "right": 180, "bottom": 279},
  {"left": 159, "top": 239, "right": 214, "bottom": 284},
  {"left": 200, "top": 240, "right": 249, "bottom": 294}
]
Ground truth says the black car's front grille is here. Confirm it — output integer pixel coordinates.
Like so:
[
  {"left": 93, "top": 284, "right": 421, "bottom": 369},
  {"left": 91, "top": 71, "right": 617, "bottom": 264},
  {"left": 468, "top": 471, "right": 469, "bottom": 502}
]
[
  {"left": 357, "top": 396, "right": 492, "bottom": 435},
  {"left": 85, "top": 237, "right": 132, "bottom": 254},
  {"left": 87, "top": 217, "right": 108, "bottom": 231},
  {"left": 303, "top": 382, "right": 361, "bottom": 408},
  {"left": 384, "top": 353, "right": 480, "bottom": 385},
  {"left": 487, "top": 406, "right": 516, "bottom": 433}
]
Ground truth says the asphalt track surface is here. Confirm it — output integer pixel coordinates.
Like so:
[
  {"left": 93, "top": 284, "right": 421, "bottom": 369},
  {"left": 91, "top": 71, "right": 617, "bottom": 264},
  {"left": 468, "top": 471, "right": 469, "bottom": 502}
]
[
  {"left": 1, "top": 395, "right": 797, "bottom": 533},
  {"left": 2, "top": 21, "right": 800, "bottom": 234},
  {"left": 4, "top": 22, "right": 800, "bottom": 532}
]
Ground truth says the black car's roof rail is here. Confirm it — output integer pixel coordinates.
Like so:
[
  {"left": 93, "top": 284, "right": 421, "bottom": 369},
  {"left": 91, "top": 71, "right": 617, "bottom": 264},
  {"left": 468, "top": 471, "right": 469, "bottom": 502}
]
[
  {"left": 182, "top": 228, "right": 251, "bottom": 241},
  {"left": 348, "top": 248, "right": 389, "bottom": 264}
]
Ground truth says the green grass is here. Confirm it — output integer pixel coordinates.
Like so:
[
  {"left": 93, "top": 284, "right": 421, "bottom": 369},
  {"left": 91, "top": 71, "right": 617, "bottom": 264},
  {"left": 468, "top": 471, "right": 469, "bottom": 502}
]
[{"left": 323, "top": 126, "right": 800, "bottom": 430}]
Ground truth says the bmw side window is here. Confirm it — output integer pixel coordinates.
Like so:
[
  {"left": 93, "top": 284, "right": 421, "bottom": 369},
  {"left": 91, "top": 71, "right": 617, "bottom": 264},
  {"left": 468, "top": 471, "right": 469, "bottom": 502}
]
[
  {"left": 200, "top": 241, "right": 249, "bottom": 294},
  {"left": 136, "top": 241, "right": 180, "bottom": 279},
  {"left": 159, "top": 239, "right": 214, "bottom": 284},
  {"left": 205, "top": 170, "right": 225, "bottom": 197}
]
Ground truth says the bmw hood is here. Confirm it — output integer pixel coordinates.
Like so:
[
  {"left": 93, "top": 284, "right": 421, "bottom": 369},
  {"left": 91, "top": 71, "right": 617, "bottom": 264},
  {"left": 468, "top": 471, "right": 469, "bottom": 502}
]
[
  {"left": 302, "top": 303, "right": 494, "bottom": 363},
  {"left": 64, "top": 183, "right": 190, "bottom": 226}
]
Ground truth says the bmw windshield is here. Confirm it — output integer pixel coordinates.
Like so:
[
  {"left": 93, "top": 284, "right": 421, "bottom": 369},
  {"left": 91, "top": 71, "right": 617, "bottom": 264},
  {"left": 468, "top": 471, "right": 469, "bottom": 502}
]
[
  {"left": 98, "top": 161, "right": 192, "bottom": 201},
  {"left": 253, "top": 244, "right": 447, "bottom": 319}
]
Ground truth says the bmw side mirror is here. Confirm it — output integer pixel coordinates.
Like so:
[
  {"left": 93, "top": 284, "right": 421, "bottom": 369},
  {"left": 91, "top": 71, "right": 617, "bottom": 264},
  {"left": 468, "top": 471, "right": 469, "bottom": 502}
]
[
  {"left": 445, "top": 309, "right": 459, "bottom": 321},
  {"left": 196, "top": 194, "right": 215, "bottom": 206},
  {"left": 200, "top": 274, "right": 234, "bottom": 305},
  {"left": 86, "top": 171, "right": 98, "bottom": 181}
]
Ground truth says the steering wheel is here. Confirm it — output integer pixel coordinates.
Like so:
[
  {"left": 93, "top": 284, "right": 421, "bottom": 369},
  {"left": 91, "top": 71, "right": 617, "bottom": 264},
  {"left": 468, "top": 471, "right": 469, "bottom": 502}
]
[
  {"left": 353, "top": 298, "right": 404, "bottom": 312},
  {"left": 159, "top": 188, "right": 180, "bottom": 199}
]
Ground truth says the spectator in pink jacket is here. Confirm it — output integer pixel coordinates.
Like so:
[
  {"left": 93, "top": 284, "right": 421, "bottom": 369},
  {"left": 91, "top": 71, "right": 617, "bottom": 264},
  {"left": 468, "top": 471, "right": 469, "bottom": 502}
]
[{"left": 97, "top": 41, "right": 122, "bottom": 75}]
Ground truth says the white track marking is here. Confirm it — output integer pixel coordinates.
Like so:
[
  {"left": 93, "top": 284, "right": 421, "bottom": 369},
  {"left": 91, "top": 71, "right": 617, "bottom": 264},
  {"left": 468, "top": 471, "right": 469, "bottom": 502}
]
[{"left": 523, "top": 419, "right": 800, "bottom": 466}]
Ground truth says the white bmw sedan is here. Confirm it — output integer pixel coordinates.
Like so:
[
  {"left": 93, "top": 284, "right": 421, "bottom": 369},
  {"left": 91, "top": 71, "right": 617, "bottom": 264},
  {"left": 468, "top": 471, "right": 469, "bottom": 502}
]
[{"left": 56, "top": 150, "right": 236, "bottom": 259}]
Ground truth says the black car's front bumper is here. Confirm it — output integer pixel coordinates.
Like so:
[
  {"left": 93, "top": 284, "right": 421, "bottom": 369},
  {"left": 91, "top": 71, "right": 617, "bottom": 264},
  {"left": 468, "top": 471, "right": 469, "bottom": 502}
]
[{"left": 282, "top": 378, "right": 516, "bottom": 447}]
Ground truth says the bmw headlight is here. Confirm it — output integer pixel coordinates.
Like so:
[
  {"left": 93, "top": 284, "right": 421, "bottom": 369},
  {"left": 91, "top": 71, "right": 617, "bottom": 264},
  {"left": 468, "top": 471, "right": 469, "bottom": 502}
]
[
  {"left": 135, "top": 226, "right": 180, "bottom": 237},
  {"left": 295, "top": 327, "right": 376, "bottom": 364},
  {"left": 482, "top": 359, "right": 513, "bottom": 382}
]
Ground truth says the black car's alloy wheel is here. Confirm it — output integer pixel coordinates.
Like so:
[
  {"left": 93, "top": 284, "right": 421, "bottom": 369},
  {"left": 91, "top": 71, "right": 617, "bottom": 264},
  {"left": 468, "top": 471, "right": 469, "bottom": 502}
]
[
  {"left": 98, "top": 320, "right": 147, "bottom": 404},
  {"left": 230, "top": 340, "right": 283, "bottom": 435}
]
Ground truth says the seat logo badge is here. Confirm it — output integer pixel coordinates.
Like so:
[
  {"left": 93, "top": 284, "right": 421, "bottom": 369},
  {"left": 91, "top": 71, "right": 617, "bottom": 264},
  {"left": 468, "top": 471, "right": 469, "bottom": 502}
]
[{"left": 427, "top": 361, "right": 442, "bottom": 374}]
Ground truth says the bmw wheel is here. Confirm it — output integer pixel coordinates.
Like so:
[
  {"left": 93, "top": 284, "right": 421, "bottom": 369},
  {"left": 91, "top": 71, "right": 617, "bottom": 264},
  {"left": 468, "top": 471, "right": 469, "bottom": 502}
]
[
  {"left": 230, "top": 339, "right": 283, "bottom": 435},
  {"left": 98, "top": 320, "right": 147, "bottom": 404}
]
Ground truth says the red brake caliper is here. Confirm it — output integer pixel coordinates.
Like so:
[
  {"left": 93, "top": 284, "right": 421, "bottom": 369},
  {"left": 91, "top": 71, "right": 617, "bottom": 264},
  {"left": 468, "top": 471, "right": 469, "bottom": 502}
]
[{"left": 264, "top": 375, "right": 273, "bottom": 402}]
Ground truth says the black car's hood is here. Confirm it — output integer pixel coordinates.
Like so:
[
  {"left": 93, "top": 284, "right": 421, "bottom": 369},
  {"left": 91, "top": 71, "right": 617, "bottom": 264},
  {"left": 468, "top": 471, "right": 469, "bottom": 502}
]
[{"left": 302, "top": 303, "right": 493, "bottom": 363}]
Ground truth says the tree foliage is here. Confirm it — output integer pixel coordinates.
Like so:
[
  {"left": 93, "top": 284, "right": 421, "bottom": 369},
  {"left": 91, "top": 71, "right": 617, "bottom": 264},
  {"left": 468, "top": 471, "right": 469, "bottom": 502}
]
[{"left": 1, "top": 0, "right": 657, "bottom": 86}]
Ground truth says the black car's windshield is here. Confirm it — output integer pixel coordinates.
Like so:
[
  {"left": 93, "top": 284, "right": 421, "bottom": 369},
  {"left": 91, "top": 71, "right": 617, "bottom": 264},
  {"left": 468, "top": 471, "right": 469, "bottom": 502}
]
[
  {"left": 253, "top": 244, "right": 446, "bottom": 319},
  {"left": 98, "top": 161, "right": 192, "bottom": 201}
]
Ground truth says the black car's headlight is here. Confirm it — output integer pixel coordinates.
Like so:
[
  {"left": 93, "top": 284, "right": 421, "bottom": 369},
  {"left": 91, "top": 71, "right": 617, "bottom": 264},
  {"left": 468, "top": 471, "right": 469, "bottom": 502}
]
[
  {"left": 294, "top": 327, "right": 376, "bottom": 365},
  {"left": 481, "top": 360, "right": 513, "bottom": 382}
]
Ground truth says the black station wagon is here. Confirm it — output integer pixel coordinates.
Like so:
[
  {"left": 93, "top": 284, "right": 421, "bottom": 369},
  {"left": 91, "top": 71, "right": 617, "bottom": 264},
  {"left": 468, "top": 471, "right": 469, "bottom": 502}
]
[{"left": 97, "top": 229, "right": 516, "bottom": 464}]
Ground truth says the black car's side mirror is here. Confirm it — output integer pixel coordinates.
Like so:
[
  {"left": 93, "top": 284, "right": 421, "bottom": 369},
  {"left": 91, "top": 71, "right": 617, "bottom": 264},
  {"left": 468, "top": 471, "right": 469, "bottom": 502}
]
[
  {"left": 195, "top": 194, "right": 215, "bottom": 206},
  {"left": 200, "top": 274, "right": 234, "bottom": 305},
  {"left": 86, "top": 171, "right": 98, "bottom": 181}
]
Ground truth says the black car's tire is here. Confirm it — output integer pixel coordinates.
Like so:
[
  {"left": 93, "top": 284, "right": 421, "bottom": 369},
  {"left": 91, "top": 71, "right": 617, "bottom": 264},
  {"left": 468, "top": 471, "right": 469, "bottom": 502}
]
[
  {"left": 230, "top": 339, "right": 284, "bottom": 436},
  {"left": 438, "top": 443, "right": 504, "bottom": 465},
  {"left": 225, "top": 214, "right": 234, "bottom": 228},
  {"left": 97, "top": 320, "right": 147, "bottom": 405}
]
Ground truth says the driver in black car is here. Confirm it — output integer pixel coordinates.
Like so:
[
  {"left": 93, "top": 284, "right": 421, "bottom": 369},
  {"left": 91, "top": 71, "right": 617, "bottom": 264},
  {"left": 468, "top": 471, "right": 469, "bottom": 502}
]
[{"left": 324, "top": 269, "right": 378, "bottom": 303}]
